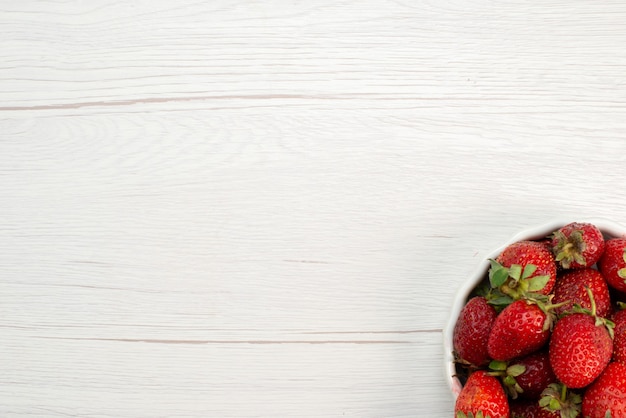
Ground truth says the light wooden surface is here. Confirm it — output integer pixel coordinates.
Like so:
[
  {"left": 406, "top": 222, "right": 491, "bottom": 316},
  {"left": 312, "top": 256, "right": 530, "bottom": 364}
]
[{"left": 3, "top": 1, "right": 626, "bottom": 417}]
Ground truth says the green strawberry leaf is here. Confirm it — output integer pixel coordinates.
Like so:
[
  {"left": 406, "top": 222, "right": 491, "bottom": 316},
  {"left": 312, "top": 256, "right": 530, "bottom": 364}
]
[
  {"left": 538, "top": 396, "right": 550, "bottom": 408},
  {"left": 539, "top": 382, "right": 582, "bottom": 418},
  {"left": 509, "top": 264, "right": 523, "bottom": 281},
  {"left": 527, "top": 275, "right": 550, "bottom": 292},
  {"left": 506, "top": 364, "right": 526, "bottom": 377},
  {"left": 487, "top": 295, "right": 514, "bottom": 307},
  {"left": 472, "top": 280, "right": 492, "bottom": 298},
  {"left": 489, "top": 360, "right": 507, "bottom": 371},
  {"left": 521, "top": 264, "right": 537, "bottom": 279},
  {"left": 550, "top": 398, "right": 562, "bottom": 410},
  {"left": 574, "top": 252, "right": 586, "bottom": 266},
  {"left": 503, "top": 375, "right": 516, "bottom": 386},
  {"left": 489, "top": 259, "right": 509, "bottom": 288}
]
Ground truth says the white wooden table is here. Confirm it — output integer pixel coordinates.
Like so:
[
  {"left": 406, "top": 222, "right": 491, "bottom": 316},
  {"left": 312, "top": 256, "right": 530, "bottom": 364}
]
[{"left": 3, "top": 1, "right": 626, "bottom": 417}]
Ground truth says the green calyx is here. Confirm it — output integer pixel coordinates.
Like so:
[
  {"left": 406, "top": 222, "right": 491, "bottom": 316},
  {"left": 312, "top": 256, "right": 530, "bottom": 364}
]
[
  {"left": 456, "top": 411, "right": 492, "bottom": 418},
  {"left": 488, "top": 360, "right": 526, "bottom": 399},
  {"left": 539, "top": 383, "right": 582, "bottom": 418},
  {"left": 552, "top": 229, "right": 587, "bottom": 268},
  {"left": 488, "top": 259, "right": 550, "bottom": 301},
  {"left": 487, "top": 258, "right": 563, "bottom": 330}
]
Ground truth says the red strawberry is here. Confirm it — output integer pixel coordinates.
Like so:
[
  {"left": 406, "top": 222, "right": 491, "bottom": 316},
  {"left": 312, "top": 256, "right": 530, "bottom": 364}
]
[
  {"left": 550, "top": 222, "right": 605, "bottom": 269},
  {"left": 455, "top": 370, "right": 509, "bottom": 418},
  {"left": 510, "top": 350, "right": 557, "bottom": 400},
  {"left": 611, "top": 309, "right": 626, "bottom": 363},
  {"left": 599, "top": 238, "right": 626, "bottom": 293},
  {"left": 488, "top": 299, "right": 552, "bottom": 361},
  {"left": 549, "top": 306, "right": 613, "bottom": 388},
  {"left": 510, "top": 399, "right": 541, "bottom": 418},
  {"left": 551, "top": 268, "right": 611, "bottom": 318},
  {"left": 490, "top": 350, "right": 556, "bottom": 400},
  {"left": 613, "top": 324, "right": 626, "bottom": 364},
  {"left": 494, "top": 240, "right": 557, "bottom": 297},
  {"left": 582, "top": 361, "right": 626, "bottom": 418},
  {"left": 611, "top": 308, "right": 626, "bottom": 334},
  {"left": 453, "top": 296, "right": 498, "bottom": 367}
]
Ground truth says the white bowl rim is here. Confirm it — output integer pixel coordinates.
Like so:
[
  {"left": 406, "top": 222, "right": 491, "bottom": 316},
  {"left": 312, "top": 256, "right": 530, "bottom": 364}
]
[{"left": 442, "top": 217, "right": 626, "bottom": 399}]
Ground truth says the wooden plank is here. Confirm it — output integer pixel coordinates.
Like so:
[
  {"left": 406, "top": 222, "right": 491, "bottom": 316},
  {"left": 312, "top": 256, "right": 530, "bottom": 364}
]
[
  {"left": 1, "top": 329, "right": 452, "bottom": 417},
  {"left": 2, "top": 1, "right": 626, "bottom": 108}
]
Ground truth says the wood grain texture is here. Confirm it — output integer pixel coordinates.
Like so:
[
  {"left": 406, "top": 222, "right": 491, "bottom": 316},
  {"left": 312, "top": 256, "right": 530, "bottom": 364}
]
[{"left": 2, "top": 0, "right": 626, "bottom": 417}]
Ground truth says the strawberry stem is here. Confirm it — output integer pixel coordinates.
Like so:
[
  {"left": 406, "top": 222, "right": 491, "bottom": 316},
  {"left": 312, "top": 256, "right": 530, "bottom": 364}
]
[{"left": 586, "top": 286, "right": 597, "bottom": 317}]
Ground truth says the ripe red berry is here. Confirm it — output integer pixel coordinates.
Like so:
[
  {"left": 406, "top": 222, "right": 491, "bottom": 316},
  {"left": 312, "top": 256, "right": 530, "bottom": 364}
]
[
  {"left": 551, "top": 222, "right": 605, "bottom": 269},
  {"left": 455, "top": 370, "right": 509, "bottom": 418},
  {"left": 612, "top": 308, "right": 626, "bottom": 334},
  {"left": 549, "top": 312, "right": 613, "bottom": 389},
  {"left": 611, "top": 309, "right": 626, "bottom": 364},
  {"left": 488, "top": 300, "right": 551, "bottom": 361},
  {"left": 598, "top": 238, "right": 626, "bottom": 293},
  {"left": 511, "top": 350, "right": 557, "bottom": 400},
  {"left": 453, "top": 296, "right": 498, "bottom": 367},
  {"left": 551, "top": 268, "right": 611, "bottom": 318},
  {"left": 582, "top": 362, "right": 626, "bottom": 418},
  {"left": 490, "top": 349, "right": 557, "bottom": 401},
  {"left": 495, "top": 241, "right": 557, "bottom": 296}
]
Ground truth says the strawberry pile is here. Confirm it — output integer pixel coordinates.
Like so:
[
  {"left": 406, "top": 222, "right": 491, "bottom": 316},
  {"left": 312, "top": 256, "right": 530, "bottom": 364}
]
[{"left": 452, "top": 222, "right": 626, "bottom": 418}]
